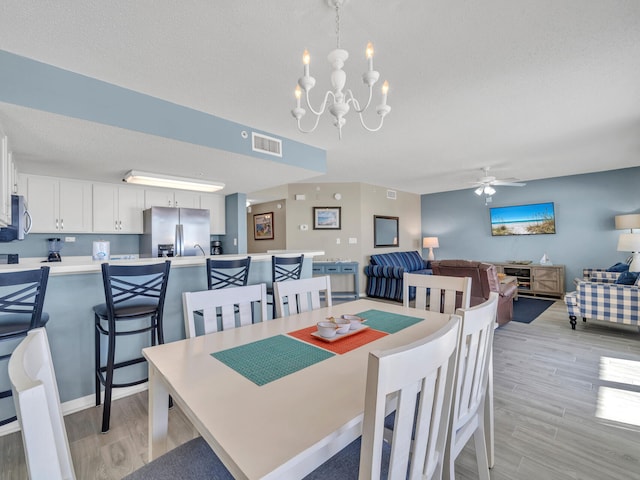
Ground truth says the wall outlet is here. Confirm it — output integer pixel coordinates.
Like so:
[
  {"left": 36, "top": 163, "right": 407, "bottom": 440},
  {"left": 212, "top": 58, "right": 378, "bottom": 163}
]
[
  {"left": 348, "top": 237, "right": 357, "bottom": 244},
  {"left": 336, "top": 238, "right": 341, "bottom": 244},
  {"left": 233, "top": 238, "right": 237, "bottom": 246},
  {"left": 300, "top": 224, "right": 308, "bottom": 231},
  {"left": 64, "top": 236, "right": 76, "bottom": 242}
]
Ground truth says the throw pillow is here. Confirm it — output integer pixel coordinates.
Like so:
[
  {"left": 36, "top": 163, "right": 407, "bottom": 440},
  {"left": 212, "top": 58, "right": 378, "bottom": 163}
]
[
  {"left": 614, "top": 271, "right": 639, "bottom": 285},
  {"left": 607, "top": 262, "right": 630, "bottom": 272}
]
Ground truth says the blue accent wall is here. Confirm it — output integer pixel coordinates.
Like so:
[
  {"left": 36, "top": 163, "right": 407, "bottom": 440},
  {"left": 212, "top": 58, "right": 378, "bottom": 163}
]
[
  {"left": 421, "top": 167, "right": 640, "bottom": 285},
  {"left": 0, "top": 233, "right": 139, "bottom": 258},
  {"left": 223, "top": 193, "right": 247, "bottom": 254}
]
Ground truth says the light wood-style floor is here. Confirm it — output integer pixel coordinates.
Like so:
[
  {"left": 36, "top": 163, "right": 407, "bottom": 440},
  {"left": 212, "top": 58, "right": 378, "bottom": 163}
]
[{"left": 1, "top": 299, "right": 639, "bottom": 479}]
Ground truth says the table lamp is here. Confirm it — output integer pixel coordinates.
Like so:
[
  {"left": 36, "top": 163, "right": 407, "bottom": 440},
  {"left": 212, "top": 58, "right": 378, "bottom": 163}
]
[
  {"left": 617, "top": 233, "right": 640, "bottom": 272},
  {"left": 422, "top": 237, "right": 439, "bottom": 261},
  {"left": 615, "top": 214, "right": 640, "bottom": 233}
]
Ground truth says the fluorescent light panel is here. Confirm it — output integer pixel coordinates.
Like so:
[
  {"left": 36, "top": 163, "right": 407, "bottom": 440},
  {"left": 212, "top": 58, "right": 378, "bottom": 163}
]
[{"left": 123, "top": 170, "right": 224, "bottom": 193}]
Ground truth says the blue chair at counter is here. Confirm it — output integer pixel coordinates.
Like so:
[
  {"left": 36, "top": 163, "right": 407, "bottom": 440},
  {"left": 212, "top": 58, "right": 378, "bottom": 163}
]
[
  {"left": 267, "top": 254, "right": 304, "bottom": 318},
  {"left": 0, "top": 266, "right": 50, "bottom": 426},
  {"left": 206, "top": 257, "right": 252, "bottom": 290},
  {"left": 94, "top": 261, "right": 171, "bottom": 433}
]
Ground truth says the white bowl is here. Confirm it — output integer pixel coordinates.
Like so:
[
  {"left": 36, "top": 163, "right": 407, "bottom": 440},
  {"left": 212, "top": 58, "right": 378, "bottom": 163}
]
[
  {"left": 334, "top": 318, "right": 351, "bottom": 334},
  {"left": 317, "top": 321, "right": 338, "bottom": 338},
  {"left": 342, "top": 315, "right": 364, "bottom": 330}
]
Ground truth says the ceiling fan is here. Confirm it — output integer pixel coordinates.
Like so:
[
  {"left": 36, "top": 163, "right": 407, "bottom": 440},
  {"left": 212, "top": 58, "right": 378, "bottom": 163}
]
[{"left": 471, "top": 167, "right": 526, "bottom": 198}]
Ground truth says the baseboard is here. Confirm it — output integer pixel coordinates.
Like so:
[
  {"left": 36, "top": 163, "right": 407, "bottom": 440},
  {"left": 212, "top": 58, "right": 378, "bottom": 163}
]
[{"left": 0, "top": 383, "right": 148, "bottom": 437}]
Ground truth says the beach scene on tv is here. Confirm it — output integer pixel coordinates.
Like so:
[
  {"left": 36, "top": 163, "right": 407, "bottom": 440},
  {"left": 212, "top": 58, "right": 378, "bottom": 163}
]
[{"left": 490, "top": 202, "right": 556, "bottom": 236}]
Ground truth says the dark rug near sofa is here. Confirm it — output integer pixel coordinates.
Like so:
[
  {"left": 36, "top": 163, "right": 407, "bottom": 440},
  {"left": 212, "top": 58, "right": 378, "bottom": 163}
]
[{"left": 512, "top": 297, "right": 555, "bottom": 324}]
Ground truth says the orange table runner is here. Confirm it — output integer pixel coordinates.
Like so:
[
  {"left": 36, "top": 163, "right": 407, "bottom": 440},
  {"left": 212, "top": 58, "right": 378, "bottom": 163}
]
[{"left": 288, "top": 325, "right": 388, "bottom": 354}]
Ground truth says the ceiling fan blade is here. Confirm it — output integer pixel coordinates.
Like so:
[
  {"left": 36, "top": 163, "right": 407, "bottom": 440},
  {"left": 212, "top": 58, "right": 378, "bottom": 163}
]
[{"left": 492, "top": 180, "right": 526, "bottom": 187}]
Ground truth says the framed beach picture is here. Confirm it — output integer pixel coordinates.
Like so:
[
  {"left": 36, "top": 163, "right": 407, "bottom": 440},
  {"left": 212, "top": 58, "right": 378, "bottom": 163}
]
[
  {"left": 313, "top": 207, "right": 341, "bottom": 230},
  {"left": 253, "top": 212, "right": 274, "bottom": 240}
]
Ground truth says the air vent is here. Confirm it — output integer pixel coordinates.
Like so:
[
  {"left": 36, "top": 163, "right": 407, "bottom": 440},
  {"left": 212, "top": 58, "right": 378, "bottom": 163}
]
[
  {"left": 386, "top": 189, "right": 397, "bottom": 200},
  {"left": 252, "top": 132, "right": 282, "bottom": 157}
]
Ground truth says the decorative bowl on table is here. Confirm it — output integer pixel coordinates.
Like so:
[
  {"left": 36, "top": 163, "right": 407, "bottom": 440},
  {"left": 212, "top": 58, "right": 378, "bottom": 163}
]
[
  {"left": 341, "top": 315, "right": 365, "bottom": 330},
  {"left": 316, "top": 321, "right": 338, "bottom": 338},
  {"left": 334, "top": 318, "right": 351, "bottom": 334}
]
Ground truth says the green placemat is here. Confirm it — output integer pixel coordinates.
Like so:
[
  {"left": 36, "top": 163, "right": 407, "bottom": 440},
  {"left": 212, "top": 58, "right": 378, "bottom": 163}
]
[
  {"left": 356, "top": 309, "right": 424, "bottom": 334},
  {"left": 212, "top": 335, "right": 335, "bottom": 386}
]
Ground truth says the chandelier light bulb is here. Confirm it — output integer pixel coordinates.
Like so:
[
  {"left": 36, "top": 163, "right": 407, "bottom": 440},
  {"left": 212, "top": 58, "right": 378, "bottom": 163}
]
[
  {"left": 366, "top": 42, "right": 374, "bottom": 70},
  {"left": 294, "top": 85, "right": 302, "bottom": 107},
  {"left": 302, "top": 49, "right": 310, "bottom": 77}
]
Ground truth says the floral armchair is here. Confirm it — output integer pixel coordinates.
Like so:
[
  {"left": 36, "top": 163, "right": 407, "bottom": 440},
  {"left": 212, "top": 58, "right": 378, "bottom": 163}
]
[{"left": 564, "top": 268, "right": 640, "bottom": 330}]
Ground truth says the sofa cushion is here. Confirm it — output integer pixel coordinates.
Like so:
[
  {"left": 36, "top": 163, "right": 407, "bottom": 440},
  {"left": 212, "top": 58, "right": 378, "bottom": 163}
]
[
  {"left": 369, "top": 251, "right": 426, "bottom": 272},
  {"left": 607, "top": 262, "right": 629, "bottom": 272},
  {"left": 614, "top": 271, "right": 639, "bottom": 285}
]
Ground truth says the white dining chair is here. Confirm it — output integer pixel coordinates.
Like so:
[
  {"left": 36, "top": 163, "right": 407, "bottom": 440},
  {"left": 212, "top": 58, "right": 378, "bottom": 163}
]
[
  {"left": 444, "top": 291, "right": 499, "bottom": 480},
  {"left": 403, "top": 272, "right": 471, "bottom": 313},
  {"left": 9, "top": 328, "right": 235, "bottom": 480},
  {"left": 182, "top": 283, "right": 268, "bottom": 338},
  {"left": 304, "top": 315, "right": 461, "bottom": 480},
  {"left": 273, "top": 275, "right": 332, "bottom": 318}
]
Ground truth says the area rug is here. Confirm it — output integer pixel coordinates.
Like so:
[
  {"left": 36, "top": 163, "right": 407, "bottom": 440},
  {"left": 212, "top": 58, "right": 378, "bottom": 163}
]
[{"left": 512, "top": 297, "right": 555, "bottom": 324}]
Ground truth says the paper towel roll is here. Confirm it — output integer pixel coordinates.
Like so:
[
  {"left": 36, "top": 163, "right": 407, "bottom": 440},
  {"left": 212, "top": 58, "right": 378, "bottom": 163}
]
[{"left": 93, "top": 241, "right": 110, "bottom": 261}]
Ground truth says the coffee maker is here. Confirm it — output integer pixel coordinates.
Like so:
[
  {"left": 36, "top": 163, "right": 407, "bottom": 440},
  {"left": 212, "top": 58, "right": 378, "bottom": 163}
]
[
  {"left": 210, "top": 240, "right": 223, "bottom": 255},
  {"left": 47, "top": 237, "right": 62, "bottom": 262}
]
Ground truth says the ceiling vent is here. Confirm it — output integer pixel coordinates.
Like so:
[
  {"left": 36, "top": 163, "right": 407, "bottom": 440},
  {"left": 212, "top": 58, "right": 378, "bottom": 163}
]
[
  {"left": 386, "top": 189, "right": 397, "bottom": 200},
  {"left": 252, "top": 132, "right": 282, "bottom": 157}
]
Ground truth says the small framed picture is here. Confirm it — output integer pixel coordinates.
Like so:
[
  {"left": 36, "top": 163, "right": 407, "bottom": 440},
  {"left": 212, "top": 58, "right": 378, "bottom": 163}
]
[
  {"left": 253, "top": 212, "right": 274, "bottom": 240},
  {"left": 313, "top": 207, "right": 341, "bottom": 230}
]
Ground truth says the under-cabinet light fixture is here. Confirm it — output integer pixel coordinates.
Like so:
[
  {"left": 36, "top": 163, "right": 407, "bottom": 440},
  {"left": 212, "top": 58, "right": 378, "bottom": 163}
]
[{"left": 123, "top": 170, "right": 224, "bottom": 193}]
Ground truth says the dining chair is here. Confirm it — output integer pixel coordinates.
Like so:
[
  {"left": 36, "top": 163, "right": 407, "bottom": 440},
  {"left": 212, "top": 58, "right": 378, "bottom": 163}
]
[
  {"left": 403, "top": 272, "right": 471, "bottom": 313},
  {"left": 267, "top": 254, "right": 304, "bottom": 318},
  {"left": 93, "top": 260, "right": 171, "bottom": 433},
  {"left": 182, "top": 283, "right": 268, "bottom": 338},
  {"left": 205, "top": 256, "right": 251, "bottom": 290},
  {"left": 304, "top": 315, "right": 461, "bottom": 480},
  {"left": 273, "top": 275, "right": 331, "bottom": 318},
  {"left": 444, "top": 291, "right": 499, "bottom": 480},
  {"left": 9, "top": 328, "right": 234, "bottom": 480},
  {"left": 0, "top": 266, "right": 50, "bottom": 427}
]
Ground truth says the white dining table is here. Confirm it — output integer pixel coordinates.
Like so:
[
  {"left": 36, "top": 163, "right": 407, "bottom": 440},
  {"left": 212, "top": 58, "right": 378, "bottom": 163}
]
[{"left": 144, "top": 299, "right": 451, "bottom": 480}]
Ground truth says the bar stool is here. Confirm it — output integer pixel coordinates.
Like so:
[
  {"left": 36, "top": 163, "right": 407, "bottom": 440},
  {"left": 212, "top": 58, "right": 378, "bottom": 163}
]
[
  {"left": 94, "top": 261, "right": 171, "bottom": 433},
  {"left": 206, "top": 257, "right": 252, "bottom": 290},
  {"left": 267, "top": 254, "right": 304, "bottom": 318},
  {"left": 0, "top": 266, "right": 50, "bottom": 426}
]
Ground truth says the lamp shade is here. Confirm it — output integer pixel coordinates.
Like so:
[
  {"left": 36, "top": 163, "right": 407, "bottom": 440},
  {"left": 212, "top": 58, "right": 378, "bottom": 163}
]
[
  {"left": 422, "top": 237, "right": 439, "bottom": 249},
  {"left": 615, "top": 214, "right": 640, "bottom": 231},
  {"left": 617, "top": 233, "right": 640, "bottom": 252}
]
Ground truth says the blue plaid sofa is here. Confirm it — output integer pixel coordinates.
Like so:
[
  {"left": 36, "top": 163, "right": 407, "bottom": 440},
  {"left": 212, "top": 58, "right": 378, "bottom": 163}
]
[
  {"left": 364, "top": 251, "right": 431, "bottom": 302},
  {"left": 564, "top": 268, "right": 639, "bottom": 330}
]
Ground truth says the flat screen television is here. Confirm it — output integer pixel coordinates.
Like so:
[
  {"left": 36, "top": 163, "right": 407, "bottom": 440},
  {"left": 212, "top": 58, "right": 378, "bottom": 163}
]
[{"left": 490, "top": 202, "right": 556, "bottom": 236}]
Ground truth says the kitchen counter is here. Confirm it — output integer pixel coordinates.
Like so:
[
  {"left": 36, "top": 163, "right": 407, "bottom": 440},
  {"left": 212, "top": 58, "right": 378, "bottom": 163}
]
[{"left": 0, "top": 250, "right": 324, "bottom": 433}]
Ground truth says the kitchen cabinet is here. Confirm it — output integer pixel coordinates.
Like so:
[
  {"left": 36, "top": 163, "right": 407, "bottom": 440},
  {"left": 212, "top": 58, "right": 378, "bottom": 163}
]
[
  {"left": 494, "top": 262, "right": 565, "bottom": 298},
  {"left": 93, "top": 183, "right": 144, "bottom": 233},
  {"left": 0, "top": 133, "right": 9, "bottom": 226},
  {"left": 144, "top": 188, "right": 200, "bottom": 209},
  {"left": 24, "top": 175, "right": 92, "bottom": 233},
  {"left": 199, "top": 194, "right": 226, "bottom": 234}
]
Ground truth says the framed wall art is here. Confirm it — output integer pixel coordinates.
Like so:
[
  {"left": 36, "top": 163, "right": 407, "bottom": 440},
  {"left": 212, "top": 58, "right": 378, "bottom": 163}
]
[
  {"left": 253, "top": 212, "right": 274, "bottom": 240},
  {"left": 313, "top": 207, "right": 341, "bottom": 230}
]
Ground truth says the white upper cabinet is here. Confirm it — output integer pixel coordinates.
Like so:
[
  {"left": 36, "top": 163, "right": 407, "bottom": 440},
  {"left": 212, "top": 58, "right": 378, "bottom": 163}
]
[
  {"left": 93, "top": 183, "right": 144, "bottom": 233},
  {"left": 144, "top": 188, "right": 200, "bottom": 209},
  {"left": 24, "top": 175, "right": 92, "bottom": 233},
  {"left": 200, "top": 194, "right": 226, "bottom": 234},
  {"left": 0, "top": 133, "right": 9, "bottom": 226}
]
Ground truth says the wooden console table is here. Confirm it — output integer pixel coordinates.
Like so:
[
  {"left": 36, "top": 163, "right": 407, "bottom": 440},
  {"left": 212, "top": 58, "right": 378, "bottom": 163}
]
[
  {"left": 493, "top": 262, "right": 565, "bottom": 299},
  {"left": 312, "top": 261, "right": 360, "bottom": 300}
]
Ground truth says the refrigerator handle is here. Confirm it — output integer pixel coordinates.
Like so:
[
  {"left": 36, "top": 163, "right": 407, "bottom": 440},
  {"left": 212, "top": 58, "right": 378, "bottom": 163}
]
[{"left": 175, "top": 224, "right": 184, "bottom": 256}]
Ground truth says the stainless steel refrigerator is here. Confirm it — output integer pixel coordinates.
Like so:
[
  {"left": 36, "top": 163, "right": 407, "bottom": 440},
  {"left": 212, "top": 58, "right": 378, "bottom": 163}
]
[{"left": 140, "top": 207, "right": 210, "bottom": 257}]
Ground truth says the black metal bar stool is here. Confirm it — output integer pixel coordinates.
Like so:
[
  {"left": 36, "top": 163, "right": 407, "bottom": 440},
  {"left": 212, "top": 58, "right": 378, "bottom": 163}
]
[
  {"left": 267, "top": 254, "right": 304, "bottom": 318},
  {"left": 94, "top": 261, "right": 171, "bottom": 433},
  {"left": 206, "top": 257, "right": 252, "bottom": 290},
  {"left": 0, "top": 266, "right": 50, "bottom": 426}
]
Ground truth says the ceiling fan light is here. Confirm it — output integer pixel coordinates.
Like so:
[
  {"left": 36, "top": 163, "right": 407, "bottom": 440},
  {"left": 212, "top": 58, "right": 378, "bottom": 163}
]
[
  {"left": 474, "top": 187, "right": 484, "bottom": 196},
  {"left": 485, "top": 186, "right": 496, "bottom": 195}
]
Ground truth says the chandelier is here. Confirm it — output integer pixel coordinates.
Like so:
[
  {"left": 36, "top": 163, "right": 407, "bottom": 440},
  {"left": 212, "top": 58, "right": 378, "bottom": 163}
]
[{"left": 291, "top": 0, "right": 391, "bottom": 139}]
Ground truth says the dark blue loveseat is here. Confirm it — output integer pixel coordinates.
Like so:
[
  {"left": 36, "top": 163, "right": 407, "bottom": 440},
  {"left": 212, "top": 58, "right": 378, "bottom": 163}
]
[{"left": 364, "top": 251, "right": 431, "bottom": 302}]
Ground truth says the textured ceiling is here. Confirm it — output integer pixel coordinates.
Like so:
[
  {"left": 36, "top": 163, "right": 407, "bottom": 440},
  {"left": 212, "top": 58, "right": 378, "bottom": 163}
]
[{"left": 0, "top": 0, "right": 639, "bottom": 201}]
